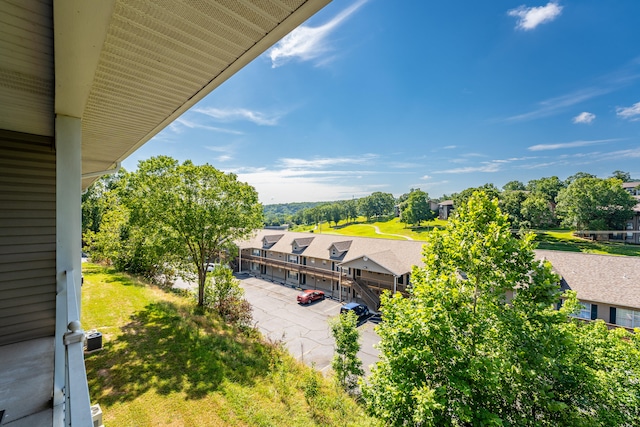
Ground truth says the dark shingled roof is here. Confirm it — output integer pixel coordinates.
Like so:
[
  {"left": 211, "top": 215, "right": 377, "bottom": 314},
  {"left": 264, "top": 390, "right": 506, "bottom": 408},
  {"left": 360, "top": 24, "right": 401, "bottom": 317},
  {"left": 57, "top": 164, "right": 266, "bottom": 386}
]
[
  {"left": 331, "top": 240, "right": 353, "bottom": 252},
  {"left": 263, "top": 234, "right": 284, "bottom": 246},
  {"left": 537, "top": 250, "right": 640, "bottom": 310},
  {"left": 293, "top": 237, "right": 314, "bottom": 247}
]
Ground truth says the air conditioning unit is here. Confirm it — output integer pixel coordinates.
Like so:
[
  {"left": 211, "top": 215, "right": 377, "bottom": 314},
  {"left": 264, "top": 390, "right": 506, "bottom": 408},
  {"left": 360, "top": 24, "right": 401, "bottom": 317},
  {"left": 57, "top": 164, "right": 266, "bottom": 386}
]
[{"left": 91, "top": 404, "right": 104, "bottom": 427}]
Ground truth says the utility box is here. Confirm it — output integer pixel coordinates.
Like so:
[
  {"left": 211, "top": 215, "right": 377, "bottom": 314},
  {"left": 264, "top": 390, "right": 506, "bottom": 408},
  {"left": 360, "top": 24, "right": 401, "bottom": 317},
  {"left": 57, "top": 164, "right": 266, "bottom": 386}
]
[
  {"left": 86, "top": 331, "right": 103, "bottom": 352},
  {"left": 91, "top": 404, "right": 104, "bottom": 427}
]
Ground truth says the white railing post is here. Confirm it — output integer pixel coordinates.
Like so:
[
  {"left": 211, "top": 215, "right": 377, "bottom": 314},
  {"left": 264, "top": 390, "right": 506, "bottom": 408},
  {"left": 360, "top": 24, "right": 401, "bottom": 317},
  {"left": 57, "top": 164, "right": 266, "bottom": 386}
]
[{"left": 64, "top": 270, "right": 92, "bottom": 426}]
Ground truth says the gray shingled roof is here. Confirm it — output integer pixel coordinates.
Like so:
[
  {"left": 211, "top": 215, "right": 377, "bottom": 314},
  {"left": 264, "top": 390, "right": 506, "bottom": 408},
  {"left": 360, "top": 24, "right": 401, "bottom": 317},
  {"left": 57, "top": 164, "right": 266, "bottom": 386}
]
[
  {"left": 263, "top": 234, "right": 284, "bottom": 245},
  {"left": 331, "top": 240, "right": 352, "bottom": 253},
  {"left": 240, "top": 230, "right": 640, "bottom": 309},
  {"left": 537, "top": 250, "right": 640, "bottom": 310},
  {"left": 293, "top": 237, "right": 315, "bottom": 247},
  {"left": 622, "top": 181, "right": 640, "bottom": 189},
  {"left": 240, "top": 230, "right": 425, "bottom": 275}
]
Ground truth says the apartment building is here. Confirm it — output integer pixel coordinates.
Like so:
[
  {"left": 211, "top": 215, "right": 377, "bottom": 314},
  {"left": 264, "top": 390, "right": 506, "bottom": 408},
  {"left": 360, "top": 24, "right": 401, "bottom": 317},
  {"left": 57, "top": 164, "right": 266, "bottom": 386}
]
[
  {"left": 237, "top": 230, "right": 425, "bottom": 310},
  {"left": 540, "top": 250, "right": 640, "bottom": 329},
  {"left": 238, "top": 230, "right": 640, "bottom": 330}
]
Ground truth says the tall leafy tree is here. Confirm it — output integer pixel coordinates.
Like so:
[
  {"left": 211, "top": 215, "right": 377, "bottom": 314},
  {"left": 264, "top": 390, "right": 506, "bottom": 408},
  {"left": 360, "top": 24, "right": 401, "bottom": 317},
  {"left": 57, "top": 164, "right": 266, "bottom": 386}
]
[
  {"left": 329, "top": 311, "right": 364, "bottom": 396},
  {"left": 400, "top": 189, "right": 435, "bottom": 226},
  {"left": 564, "top": 171, "right": 596, "bottom": 185},
  {"left": 343, "top": 199, "right": 359, "bottom": 223},
  {"left": 359, "top": 192, "right": 395, "bottom": 220},
  {"left": 521, "top": 192, "right": 557, "bottom": 228},
  {"left": 452, "top": 183, "right": 499, "bottom": 208},
  {"left": 126, "top": 156, "right": 263, "bottom": 306},
  {"left": 363, "top": 192, "right": 621, "bottom": 426},
  {"left": 526, "top": 176, "right": 565, "bottom": 203},
  {"left": 610, "top": 170, "right": 632, "bottom": 182},
  {"left": 555, "top": 177, "right": 636, "bottom": 230},
  {"left": 498, "top": 189, "right": 527, "bottom": 228},
  {"left": 502, "top": 180, "right": 525, "bottom": 191}
]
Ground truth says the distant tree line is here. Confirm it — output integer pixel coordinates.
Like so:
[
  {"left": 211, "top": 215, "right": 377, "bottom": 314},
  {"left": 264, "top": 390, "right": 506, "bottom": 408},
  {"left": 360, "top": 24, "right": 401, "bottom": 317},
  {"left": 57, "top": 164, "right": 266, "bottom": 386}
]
[
  {"left": 265, "top": 190, "right": 441, "bottom": 228},
  {"left": 265, "top": 169, "right": 638, "bottom": 232},
  {"left": 444, "top": 170, "right": 637, "bottom": 230}
]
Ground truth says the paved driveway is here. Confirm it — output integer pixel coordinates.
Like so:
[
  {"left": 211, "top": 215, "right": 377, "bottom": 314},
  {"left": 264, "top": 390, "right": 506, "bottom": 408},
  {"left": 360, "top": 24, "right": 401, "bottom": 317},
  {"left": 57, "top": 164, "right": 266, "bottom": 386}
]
[
  {"left": 238, "top": 274, "right": 380, "bottom": 375},
  {"left": 173, "top": 273, "right": 380, "bottom": 375}
]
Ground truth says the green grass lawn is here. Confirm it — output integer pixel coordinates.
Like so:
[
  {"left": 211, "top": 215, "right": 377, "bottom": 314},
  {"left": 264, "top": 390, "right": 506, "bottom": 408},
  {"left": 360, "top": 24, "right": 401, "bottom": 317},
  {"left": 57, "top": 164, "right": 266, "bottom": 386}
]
[
  {"left": 293, "top": 219, "right": 640, "bottom": 256},
  {"left": 294, "top": 217, "right": 446, "bottom": 241},
  {"left": 82, "top": 263, "right": 378, "bottom": 427},
  {"left": 534, "top": 229, "right": 640, "bottom": 256}
]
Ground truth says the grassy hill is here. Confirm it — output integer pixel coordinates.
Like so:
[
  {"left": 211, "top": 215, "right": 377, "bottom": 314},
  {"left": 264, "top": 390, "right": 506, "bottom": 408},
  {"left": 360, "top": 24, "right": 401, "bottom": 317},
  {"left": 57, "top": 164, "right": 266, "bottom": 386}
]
[
  {"left": 292, "top": 217, "right": 640, "bottom": 256},
  {"left": 82, "top": 263, "right": 378, "bottom": 426}
]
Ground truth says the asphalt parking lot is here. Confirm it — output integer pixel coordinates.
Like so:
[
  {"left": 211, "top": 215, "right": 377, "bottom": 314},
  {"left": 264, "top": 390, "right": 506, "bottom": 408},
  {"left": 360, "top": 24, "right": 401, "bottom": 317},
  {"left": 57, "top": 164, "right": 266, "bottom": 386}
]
[
  {"left": 172, "top": 273, "right": 381, "bottom": 375},
  {"left": 238, "top": 274, "right": 380, "bottom": 375}
]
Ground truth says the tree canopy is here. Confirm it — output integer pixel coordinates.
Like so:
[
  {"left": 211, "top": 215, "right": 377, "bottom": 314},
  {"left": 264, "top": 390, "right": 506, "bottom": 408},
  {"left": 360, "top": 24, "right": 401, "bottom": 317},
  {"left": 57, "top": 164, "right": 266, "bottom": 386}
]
[
  {"left": 555, "top": 177, "right": 636, "bottom": 230},
  {"left": 399, "top": 189, "right": 435, "bottom": 226},
  {"left": 85, "top": 156, "right": 263, "bottom": 306},
  {"left": 362, "top": 191, "right": 640, "bottom": 426},
  {"left": 358, "top": 192, "right": 395, "bottom": 220}
]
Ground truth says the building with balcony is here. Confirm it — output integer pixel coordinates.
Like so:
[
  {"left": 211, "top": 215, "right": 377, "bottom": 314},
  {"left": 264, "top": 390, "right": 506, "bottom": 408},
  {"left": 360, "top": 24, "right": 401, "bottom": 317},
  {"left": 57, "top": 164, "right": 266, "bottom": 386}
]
[
  {"left": 238, "top": 230, "right": 425, "bottom": 310},
  {"left": 238, "top": 231, "right": 640, "bottom": 331}
]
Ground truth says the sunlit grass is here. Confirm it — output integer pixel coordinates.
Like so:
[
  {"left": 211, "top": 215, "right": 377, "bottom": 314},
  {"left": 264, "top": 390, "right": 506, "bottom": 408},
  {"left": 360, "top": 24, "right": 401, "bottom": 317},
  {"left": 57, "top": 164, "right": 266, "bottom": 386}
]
[
  {"left": 293, "top": 218, "right": 640, "bottom": 257},
  {"left": 534, "top": 229, "right": 640, "bottom": 256},
  {"left": 82, "top": 263, "right": 379, "bottom": 427}
]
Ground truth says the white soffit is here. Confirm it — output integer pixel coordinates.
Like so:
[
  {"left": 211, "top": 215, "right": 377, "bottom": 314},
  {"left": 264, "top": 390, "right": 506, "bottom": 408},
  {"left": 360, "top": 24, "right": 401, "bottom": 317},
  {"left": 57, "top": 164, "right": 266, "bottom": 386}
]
[
  {"left": 75, "top": 0, "right": 331, "bottom": 187},
  {"left": 54, "top": 0, "right": 115, "bottom": 118}
]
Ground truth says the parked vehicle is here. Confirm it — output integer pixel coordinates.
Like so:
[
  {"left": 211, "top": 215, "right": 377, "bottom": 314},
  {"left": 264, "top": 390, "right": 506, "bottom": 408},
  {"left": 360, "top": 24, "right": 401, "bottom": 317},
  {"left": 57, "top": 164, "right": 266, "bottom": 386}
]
[
  {"left": 297, "top": 289, "right": 325, "bottom": 304},
  {"left": 340, "top": 302, "right": 370, "bottom": 321}
]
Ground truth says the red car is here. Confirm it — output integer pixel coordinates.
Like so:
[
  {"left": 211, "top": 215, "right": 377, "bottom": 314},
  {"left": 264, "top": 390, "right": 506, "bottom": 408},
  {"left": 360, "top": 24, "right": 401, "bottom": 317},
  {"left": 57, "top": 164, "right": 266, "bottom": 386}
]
[{"left": 297, "top": 289, "right": 325, "bottom": 304}]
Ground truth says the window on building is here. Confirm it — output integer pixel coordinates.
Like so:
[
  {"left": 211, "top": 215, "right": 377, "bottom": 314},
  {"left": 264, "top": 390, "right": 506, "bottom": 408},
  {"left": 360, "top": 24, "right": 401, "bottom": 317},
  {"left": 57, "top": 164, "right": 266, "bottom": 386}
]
[
  {"left": 252, "top": 249, "right": 260, "bottom": 256},
  {"left": 573, "top": 302, "right": 592, "bottom": 320},
  {"left": 322, "top": 260, "right": 327, "bottom": 265},
  {"left": 288, "top": 255, "right": 298, "bottom": 263},
  {"left": 288, "top": 271, "right": 298, "bottom": 280},
  {"left": 616, "top": 308, "right": 640, "bottom": 328}
]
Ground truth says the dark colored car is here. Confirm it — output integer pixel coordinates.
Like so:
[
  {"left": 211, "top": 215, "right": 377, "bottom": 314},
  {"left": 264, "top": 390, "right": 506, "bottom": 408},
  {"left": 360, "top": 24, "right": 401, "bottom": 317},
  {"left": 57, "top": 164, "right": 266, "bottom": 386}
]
[
  {"left": 340, "top": 302, "right": 370, "bottom": 321},
  {"left": 297, "top": 289, "right": 325, "bottom": 304}
]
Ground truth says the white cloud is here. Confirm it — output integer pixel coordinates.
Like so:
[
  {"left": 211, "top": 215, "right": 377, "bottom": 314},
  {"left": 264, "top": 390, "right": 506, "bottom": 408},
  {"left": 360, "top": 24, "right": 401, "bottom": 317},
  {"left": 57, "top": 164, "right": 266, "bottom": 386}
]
[
  {"left": 268, "top": 0, "right": 368, "bottom": 68},
  {"left": 528, "top": 138, "right": 621, "bottom": 151},
  {"left": 388, "top": 161, "right": 421, "bottom": 169},
  {"left": 508, "top": 2, "right": 563, "bottom": 31},
  {"left": 572, "top": 112, "right": 596, "bottom": 124},
  {"left": 617, "top": 102, "right": 640, "bottom": 121},
  {"left": 170, "top": 117, "right": 244, "bottom": 135},
  {"left": 442, "top": 145, "right": 457, "bottom": 150},
  {"left": 421, "top": 175, "right": 432, "bottom": 180},
  {"left": 505, "top": 86, "right": 609, "bottom": 122},
  {"left": 434, "top": 157, "right": 531, "bottom": 174},
  {"left": 232, "top": 166, "right": 376, "bottom": 203},
  {"left": 194, "top": 107, "right": 280, "bottom": 126},
  {"left": 278, "top": 154, "right": 377, "bottom": 169},
  {"left": 434, "top": 163, "right": 502, "bottom": 174}
]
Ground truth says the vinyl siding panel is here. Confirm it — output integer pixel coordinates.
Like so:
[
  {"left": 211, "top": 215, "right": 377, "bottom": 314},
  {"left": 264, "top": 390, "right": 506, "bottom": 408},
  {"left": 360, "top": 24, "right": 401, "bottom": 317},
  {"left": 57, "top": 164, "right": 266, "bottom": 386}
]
[{"left": 0, "top": 130, "right": 56, "bottom": 346}]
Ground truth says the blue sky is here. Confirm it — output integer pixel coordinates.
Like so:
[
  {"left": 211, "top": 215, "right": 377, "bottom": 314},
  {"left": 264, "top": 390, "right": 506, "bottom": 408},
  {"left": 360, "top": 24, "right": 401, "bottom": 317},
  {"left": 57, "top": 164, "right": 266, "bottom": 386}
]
[{"left": 123, "top": 1, "right": 640, "bottom": 204}]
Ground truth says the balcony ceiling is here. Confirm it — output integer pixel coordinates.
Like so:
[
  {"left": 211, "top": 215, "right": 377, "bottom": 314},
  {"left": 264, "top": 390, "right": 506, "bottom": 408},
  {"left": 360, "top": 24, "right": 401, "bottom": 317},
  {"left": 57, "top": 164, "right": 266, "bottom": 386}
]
[{"left": 0, "top": 0, "right": 330, "bottom": 189}]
